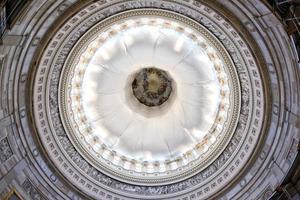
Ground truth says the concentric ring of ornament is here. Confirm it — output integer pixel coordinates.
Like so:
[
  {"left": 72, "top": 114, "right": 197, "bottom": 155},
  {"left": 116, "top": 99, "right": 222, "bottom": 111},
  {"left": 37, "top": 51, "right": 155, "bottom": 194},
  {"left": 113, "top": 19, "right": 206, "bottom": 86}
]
[
  {"left": 31, "top": 0, "right": 266, "bottom": 198},
  {"left": 59, "top": 9, "right": 240, "bottom": 185}
]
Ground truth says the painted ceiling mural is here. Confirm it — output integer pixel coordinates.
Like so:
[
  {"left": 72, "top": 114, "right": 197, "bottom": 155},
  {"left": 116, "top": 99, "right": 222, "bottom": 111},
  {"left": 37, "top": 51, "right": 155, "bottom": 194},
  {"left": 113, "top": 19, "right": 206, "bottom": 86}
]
[{"left": 0, "top": 0, "right": 299, "bottom": 200}]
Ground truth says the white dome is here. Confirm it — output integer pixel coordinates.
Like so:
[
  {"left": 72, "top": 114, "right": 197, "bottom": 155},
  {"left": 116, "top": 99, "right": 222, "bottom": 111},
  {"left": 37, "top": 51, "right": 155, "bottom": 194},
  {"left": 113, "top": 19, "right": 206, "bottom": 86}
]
[
  {"left": 7, "top": 1, "right": 295, "bottom": 199},
  {"left": 60, "top": 12, "right": 239, "bottom": 184}
]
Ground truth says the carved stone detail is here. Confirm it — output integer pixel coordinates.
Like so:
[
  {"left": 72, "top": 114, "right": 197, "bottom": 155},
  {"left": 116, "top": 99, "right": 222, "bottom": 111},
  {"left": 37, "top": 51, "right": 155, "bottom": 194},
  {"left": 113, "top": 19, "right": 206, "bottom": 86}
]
[
  {"left": 0, "top": 137, "right": 13, "bottom": 163},
  {"left": 22, "top": 179, "right": 46, "bottom": 200}
]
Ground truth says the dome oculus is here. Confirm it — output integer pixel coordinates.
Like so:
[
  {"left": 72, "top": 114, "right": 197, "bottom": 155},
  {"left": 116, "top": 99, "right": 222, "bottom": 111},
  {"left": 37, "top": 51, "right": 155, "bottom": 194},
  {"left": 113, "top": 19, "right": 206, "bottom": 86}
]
[{"left": 132, "top": 67, "right": 173, "bottom": 107}]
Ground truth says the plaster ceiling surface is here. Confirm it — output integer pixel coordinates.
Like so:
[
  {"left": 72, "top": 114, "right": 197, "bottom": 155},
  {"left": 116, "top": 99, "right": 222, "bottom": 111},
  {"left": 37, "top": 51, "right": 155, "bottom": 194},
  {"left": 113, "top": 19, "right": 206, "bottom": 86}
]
[
  {"left": 0, "top": 0, "right": 299, "bottom": 200},
  {"left": 59, "top": 11, "right": 239, "bottom": 185}
]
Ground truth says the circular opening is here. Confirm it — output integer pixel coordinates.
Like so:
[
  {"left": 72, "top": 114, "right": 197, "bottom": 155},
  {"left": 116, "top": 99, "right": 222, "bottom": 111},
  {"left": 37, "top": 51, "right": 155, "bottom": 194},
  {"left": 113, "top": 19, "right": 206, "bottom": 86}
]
[{"left": 132, "top": 67, "right": 173, "bottom": 107}]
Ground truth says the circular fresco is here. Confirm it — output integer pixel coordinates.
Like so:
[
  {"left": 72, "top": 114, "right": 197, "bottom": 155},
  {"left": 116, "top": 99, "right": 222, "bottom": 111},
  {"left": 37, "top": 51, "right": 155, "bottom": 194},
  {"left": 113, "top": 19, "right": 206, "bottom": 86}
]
[{"left": 131, "top": 67, "right": 173, "bottom": 107}]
